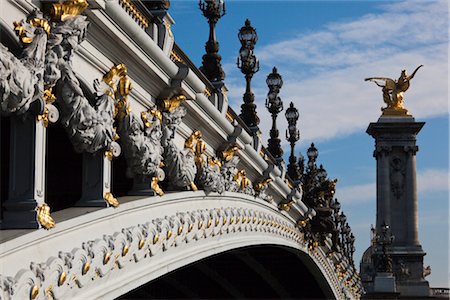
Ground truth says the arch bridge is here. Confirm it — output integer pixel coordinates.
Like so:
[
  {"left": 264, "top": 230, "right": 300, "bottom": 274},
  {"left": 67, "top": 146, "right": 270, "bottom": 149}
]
[{"left": 0, "top": 0, "right": 362, "bottom": 299}]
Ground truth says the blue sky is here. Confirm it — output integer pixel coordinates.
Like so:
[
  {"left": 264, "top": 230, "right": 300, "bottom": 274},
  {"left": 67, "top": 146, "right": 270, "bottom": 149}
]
[{"left": 169, "top": 0, "right": 449, "bottom": 287}]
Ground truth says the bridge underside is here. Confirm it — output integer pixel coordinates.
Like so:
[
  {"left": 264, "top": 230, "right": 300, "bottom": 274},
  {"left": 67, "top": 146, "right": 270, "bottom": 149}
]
[{"left": 120, "top": 245, "right": 331, "bottom": 299}]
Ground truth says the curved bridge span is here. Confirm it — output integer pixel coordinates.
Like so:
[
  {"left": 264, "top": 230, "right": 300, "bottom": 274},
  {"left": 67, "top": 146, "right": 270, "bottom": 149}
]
[{"left": 2, "top": 192, "right": 346, "bottom": 299}]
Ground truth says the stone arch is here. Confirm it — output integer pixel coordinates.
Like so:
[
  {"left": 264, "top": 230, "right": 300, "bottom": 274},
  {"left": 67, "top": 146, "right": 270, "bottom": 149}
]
[
  {"left": 119, "top": 244, "right": 335, "bottom": 299},
  {"left": 0, "top": 192, "right": 342, "bottom": 299}
]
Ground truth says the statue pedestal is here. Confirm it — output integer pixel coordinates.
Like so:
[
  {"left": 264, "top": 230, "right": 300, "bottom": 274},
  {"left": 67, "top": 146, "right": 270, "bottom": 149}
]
[
  {"left": 374, "top": 273, "right": 397, "bottom": 293},
  {"left": 361, "top": 115, "right": 430, "bottom": 298}
]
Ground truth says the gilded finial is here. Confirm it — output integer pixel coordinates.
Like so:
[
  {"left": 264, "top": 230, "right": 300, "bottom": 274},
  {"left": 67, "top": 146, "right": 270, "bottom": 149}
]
[
  {"left": 51, "top": 0, "right": 89, "bottom": 21},
  {"left": 365, "top": 65, "right": 423, "bottom": 116}
]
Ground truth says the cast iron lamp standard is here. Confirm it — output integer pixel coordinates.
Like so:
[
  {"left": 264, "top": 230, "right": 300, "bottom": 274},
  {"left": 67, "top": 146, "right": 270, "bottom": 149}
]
[
  {"left": 265, "top": 67, "right": 284, "bottom": 164},
  {"left": 199, "top": 0, "right": 226, "bottom": 82},
  {"left": 285, "top": 102, "right": 301, "bottom": 181},
  {"left": 237, "top": 19, "right": 260, "bottom": 133}
]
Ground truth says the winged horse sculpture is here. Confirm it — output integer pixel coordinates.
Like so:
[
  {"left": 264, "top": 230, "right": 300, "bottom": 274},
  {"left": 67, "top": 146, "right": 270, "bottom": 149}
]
[{"left": 365, "top": 65, "right": 423, "bottom": 114}]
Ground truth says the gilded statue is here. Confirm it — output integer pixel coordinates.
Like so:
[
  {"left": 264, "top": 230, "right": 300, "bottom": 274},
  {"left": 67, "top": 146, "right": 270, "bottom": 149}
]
[{"left": 365, "top": 65, "right": 423, "bottom": 116}]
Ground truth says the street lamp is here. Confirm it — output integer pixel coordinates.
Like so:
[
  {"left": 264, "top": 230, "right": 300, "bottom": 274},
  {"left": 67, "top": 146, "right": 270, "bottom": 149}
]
[
  {"left": 265, "top": 67, "right": 284, "bottom": 164},
  {"left": 307, "top": 142, "right": 318, "bottom": 169},
  {"left": 285, "top": 102, "right": 301, "bottom": 181},
  {"left": 237, "top": 19, "right": 260, "bottom": 132},
  {"left": 199, "top": 0, "right": 226, "bottom": 82}
]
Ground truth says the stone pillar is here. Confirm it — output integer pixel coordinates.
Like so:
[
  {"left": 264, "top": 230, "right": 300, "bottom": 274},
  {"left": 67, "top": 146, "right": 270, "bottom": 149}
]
[
  {"left": 366, "top": 115, "right": 429, "bottom": 297},
  {"left": 76, "top": 152, "right": 111, "bottom": 207},
  {"left": 1, "top": 115, "right": 46, "bottom": 229}
]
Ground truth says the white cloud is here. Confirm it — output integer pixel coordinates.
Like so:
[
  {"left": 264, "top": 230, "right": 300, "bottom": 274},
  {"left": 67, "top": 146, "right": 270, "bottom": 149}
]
[
  {"left": 224, "top": 0, "right": 449, "bottom": 143},
  {"left": 335, "top": 169, "right": 449, "bottom": 205},
  {"left": 418, "top": 169, "right": 450, "bottom": 194}
]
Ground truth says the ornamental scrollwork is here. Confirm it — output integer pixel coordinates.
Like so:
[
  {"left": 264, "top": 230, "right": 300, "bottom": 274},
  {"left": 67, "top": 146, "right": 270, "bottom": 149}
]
[{"left": 0, "top": 207, "right": 300, "bottom": 300}]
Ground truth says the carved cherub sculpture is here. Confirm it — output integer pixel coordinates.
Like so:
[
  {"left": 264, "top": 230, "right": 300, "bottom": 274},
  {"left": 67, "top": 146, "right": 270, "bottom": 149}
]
[{"left": 365, "top": 65, "right": 423, "bottom": 115}]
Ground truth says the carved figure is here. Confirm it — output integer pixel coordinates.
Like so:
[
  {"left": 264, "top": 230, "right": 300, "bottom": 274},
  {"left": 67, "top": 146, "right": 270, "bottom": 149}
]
[
  {"left": 365, "top": 65, "right": 423, "bottom": 114},
  {"left": 197, "top": 157, "right": 226, "bottom": 194},
  {"left": 118, "top": 107, "right": 165, "bottom": 195},
  {"left": 1, "top": 12, "right": 50, "bottom": 115},
  {"left": 161, "top": 102, "right": 198, "bottom": 191},
  {"left": 423, "top": 265, "right": 431, "bottom": 278}
]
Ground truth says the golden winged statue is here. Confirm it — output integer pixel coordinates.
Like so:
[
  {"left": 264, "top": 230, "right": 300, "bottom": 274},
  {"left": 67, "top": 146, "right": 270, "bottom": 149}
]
[{"left": 365, "top": 65, "right": 423, "bottom": 116}]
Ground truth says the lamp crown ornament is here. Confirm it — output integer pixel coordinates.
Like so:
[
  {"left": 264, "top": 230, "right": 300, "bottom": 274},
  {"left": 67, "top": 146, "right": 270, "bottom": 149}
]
[{"left": 199, "top": 0, "right": 226, "bottom": 82}]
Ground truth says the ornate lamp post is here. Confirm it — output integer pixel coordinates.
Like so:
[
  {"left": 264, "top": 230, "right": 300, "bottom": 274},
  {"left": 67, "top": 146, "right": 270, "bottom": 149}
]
[
  {"left": 285, "top": 102, "right": 301, "bottom": 181},
  {"left": 237, "top": 19, "right": 260, "bottom": 132},
  {"left": 199, "top": 0, "right": 226, "bottom": 82},
  {"left": 265, "top": 67, "right": 283, "bottom": 163},
  {"left": 374, "top": 222, "right": 395, "bottom": 273}
]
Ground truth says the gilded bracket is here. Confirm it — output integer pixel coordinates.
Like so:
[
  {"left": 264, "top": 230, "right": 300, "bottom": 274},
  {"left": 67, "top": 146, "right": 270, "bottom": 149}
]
[{"left": 36, "top": 203, "right": 55, "bottom": 229}]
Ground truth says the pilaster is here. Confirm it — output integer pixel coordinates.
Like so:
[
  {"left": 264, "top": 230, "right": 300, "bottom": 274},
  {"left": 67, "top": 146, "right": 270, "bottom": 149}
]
[{"left": 2, "top": 114, "right": 46, "bottom": 228}]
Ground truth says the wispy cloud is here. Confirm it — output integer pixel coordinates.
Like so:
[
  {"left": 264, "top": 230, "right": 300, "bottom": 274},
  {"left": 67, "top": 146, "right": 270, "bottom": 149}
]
[
  {"left": 335, "top": 168, "right": 449, "bottom": 205},
  {"left": 224, "top": 0, "right": 448, "bottom": 143}
]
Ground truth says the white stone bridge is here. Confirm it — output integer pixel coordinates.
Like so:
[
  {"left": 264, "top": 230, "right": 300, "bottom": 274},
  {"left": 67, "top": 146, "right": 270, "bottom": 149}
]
[{"left": 0, "top": 0, "right": 362, "bottom": 299}]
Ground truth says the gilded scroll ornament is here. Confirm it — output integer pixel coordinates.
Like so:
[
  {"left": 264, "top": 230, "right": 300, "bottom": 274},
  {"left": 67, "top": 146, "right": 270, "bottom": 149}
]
[
  {"left": 151, "top": 177, "right": 164, "bottom": 196},
  {"left": 13, "top": 17, "right": 51, "bottom": 44},
  {"left": 50, "top": 0, "right": 89, "bottom": 21},
  {"left": 185, "top": 130, "right": 206, "bottom": 167},
  {"left": 233, "top": 170, "right": 254, "bottom": 195},
  {"left": 104, "top": 192, "right": 119, "bottom": 208},
  {"left": 159, "top": 95, "right": 186, "bottom": 113},
  {"left": 254, "top": 178, "right": 273, "bottom": 202},
  {"left": 219, "top": 142, "right": 241, "bottom": 162},
  {"left": 365, "top": 65, "right": 423, "bottom": 116},
  {"left": 36, "top": 203, "right": 55, "bottom": 230}
]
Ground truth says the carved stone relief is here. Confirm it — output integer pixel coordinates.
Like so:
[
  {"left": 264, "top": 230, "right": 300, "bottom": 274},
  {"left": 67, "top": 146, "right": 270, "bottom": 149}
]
[
  {"left": 390, "top": 156, "right": 405, "bottom": 199},
  {"left": 117, "top": 107, "right": 165, "bottom": 195},
  {"left": 0, "top": 207, "right": 301, "bottom": 300}
]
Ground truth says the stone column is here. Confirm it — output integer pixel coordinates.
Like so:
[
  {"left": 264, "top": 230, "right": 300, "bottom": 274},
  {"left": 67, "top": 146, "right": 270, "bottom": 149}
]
[
  {"left": 366, "top": 115, "right": 429, "bottom": 297},
  {"left": 1, "top": 115, "right": 46, "bottom": 229}
]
